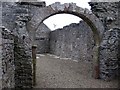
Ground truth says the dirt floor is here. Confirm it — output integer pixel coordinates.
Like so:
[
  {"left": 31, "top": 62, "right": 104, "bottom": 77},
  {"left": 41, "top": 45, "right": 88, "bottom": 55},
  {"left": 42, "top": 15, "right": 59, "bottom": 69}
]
[{"left": 35, "top": 54, "right": 118, "bottom": 88}]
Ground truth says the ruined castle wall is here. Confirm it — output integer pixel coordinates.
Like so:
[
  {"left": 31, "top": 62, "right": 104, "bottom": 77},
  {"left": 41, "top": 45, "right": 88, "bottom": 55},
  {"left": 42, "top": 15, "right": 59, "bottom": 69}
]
[
  {"left": 89, "top": 2, "right": 119, "bottom": 80},
  {"left": 99, "top": 28, "right": 120, "bottom": 80},
  {"left": 0, "top": 1, "right": 119, "bottom": 89},
  {"left": 1, "top": 27, "right": 15, "bottom": 88},
  {"left": 28, "top": 4, "right": 51, "bottom": 54},
  {"left": 13, "top": 3, "right": 33, "bottom": 88},
  {"left": 1, "top": 1, "right": 47, "bottom": 88},
  {"left": 0, "top": 2, "right": 2, "bottom": 89},
  {"left": 2, "top": 2, "right": 17, "bottom": 32},
  {"left": 36, "top": 23, "right": 50, "bottom": 54},
  {"left": 0, "top": 2, "right": 15, "bottom": 88},
  {"left": 1, "top": 2, "right": 33, "bottom": 88},
  {"left": 50, "top": 21, "right": 95, "bottom": 62},
  {"left": 0, "top": 30, "right": 2, "bottom": 89}
]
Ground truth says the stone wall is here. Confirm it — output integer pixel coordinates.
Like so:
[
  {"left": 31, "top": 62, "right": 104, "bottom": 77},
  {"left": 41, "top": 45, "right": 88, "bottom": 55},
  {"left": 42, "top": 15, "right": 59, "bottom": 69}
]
[
  {"left": 99, "top": 28, "right": 120, "bottom": 80},
  {"left": 14, "top": 3, "right": 33, "bottom": 88},
  {"left": 14, "top": 30, "right": 32, "bottom": 88},
  {"left": 14, "top": 31, "right": 32, "bottom": 88},
  {"left": 0, "top": 1, "right": 119, "bottom": 89},
  {"left": 89, "top": 2, "right": 119, "bottom": 80},
  {"left": 89, "top": 2, "right": 119, "bottom": 29},
  {"left": 50, "top": 21, "right": 94, "bottom": 62},
  {"left": 1, "top": 2, "right": 33, "bottom": 88},
  {"left": 0, "top": 1, "right": 2, "bottom": 89},
  {"left": 27, "top": 2, "right": 50, "bottom": 54},
  {"left": 0, "top": 2, "right": 15, "bottom": 89},
  {"left": 1, "top": 27, "right": 15, "bottom": 89},
  {"left": 2, "top": 2, "right": 17, "bottom": 32},
  {"left": 35, "top": 23, "right": 50, "bottom": 54},
  {"left": 1, "top": 1, "right": 47, "bottom": 88}
]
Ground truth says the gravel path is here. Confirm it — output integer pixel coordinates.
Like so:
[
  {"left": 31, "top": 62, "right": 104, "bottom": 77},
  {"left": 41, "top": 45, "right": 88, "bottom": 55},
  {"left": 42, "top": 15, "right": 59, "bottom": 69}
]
[{"left": 35, "top": 54, "right": 118, "bottom": 88}]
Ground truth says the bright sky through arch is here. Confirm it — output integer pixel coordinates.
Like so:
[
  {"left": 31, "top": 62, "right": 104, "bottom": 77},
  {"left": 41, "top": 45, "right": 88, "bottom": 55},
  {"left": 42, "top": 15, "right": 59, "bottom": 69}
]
[{"left": 43, "top": 0, "right": 91, "bottom": 30}]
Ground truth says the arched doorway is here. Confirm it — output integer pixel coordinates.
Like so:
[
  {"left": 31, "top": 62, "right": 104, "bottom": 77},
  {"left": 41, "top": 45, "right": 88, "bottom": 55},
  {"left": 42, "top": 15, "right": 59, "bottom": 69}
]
[{"left": 26, "top": 2, "right": 104, "bottom": 84}]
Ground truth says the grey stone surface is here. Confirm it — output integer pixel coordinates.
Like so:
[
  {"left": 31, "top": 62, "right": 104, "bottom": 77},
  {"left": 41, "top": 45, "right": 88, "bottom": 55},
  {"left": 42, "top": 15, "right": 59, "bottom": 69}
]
[
  {"left": 89, "top": 2, "right": 119, "bottom": 31},
  {"left": 35, "top": 23, "right": 50, "bottom": 54},
  {"left": 99, "top": 28, "right": 119, "bottom": 81},
  {"left": 14, "top": 3, "right": 33, "bottom": 88},
  {"left": 27, "top": 2, "right": 105, "bottom": 81},
  {"left": 49, "top": 21, "right": 94, "bottom": 62},
  {"left": 2, "top": 2, "right": 17, "bottom": 32},
  {"left": 89, "top": 2, "right": 119, "bottom": 80},
  {"left": 1, "top": 1, "right": 33, "bottom": 88},
  {"left": 0, "top": 1, "right": 46, "bottom": 88},
  {"left": 0, "top": 2, "right": 2, "bottom": 89},
  {"left": 27, "top": 2, "right": 104, "bottom": 44},
  {"left": 0, "top": 1, "right": 119, "bottom": 89},
  {"left": 1, "top": 27, "right": 15, "bottom": 89}
]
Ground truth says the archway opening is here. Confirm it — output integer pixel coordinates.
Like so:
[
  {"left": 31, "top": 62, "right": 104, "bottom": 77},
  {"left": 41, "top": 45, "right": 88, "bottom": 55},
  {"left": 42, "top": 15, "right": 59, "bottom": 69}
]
[
  {"left": 34, "top": 10, "right": 101, "bottom": 46},
  {"left": 35, "top": 13, "right": 99, "bottom": 88},
  {"left": 27, "top": 3, "right": 105, "bottom": 87}
]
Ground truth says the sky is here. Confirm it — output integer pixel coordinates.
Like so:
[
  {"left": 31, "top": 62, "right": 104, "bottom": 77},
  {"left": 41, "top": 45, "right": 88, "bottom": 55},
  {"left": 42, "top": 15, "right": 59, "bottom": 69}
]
[{"left": 43, "top": 0, "right": 91, "bottom": 30}]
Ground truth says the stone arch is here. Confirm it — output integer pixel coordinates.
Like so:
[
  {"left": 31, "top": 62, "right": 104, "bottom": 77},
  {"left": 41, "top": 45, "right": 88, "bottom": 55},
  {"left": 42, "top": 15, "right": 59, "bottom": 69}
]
[{"left": 27, "top": 2, "right": 105, "bottom": 78}]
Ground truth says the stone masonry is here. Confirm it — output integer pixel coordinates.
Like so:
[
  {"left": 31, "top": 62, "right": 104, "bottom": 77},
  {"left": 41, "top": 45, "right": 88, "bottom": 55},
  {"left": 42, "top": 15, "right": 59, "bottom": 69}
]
[
  {"left": 34, "top": 1, "right": 120, "bottom": 81},
  {"left": 1, "top": 27, "right": 15, "bottom": 89},
  {"left": 35, "top": 23, "right": 50, "bottom": 54},
  {"left": 1, "top": 1, "right": 33, "bottom": 88},
  {"left": 14, "top": 5, "right": 33, "bottom": 87},
  {"left": 0, "top": 0, "right": 119, "bottom": 89},
  {"left": 99, "top": 28, "right": 120, "bottom": 80},
  {"left": 50, "top": 21, "right": 94, "bottom": 62},
  {"left": 28, "top": 2, "right": 105, "bottom": 80},
  {"left": 0, "top": 0, "right": 46, "bottom": 88},
  {"left": 89, "top": 2, "right": 119, "bottom": 80}
]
